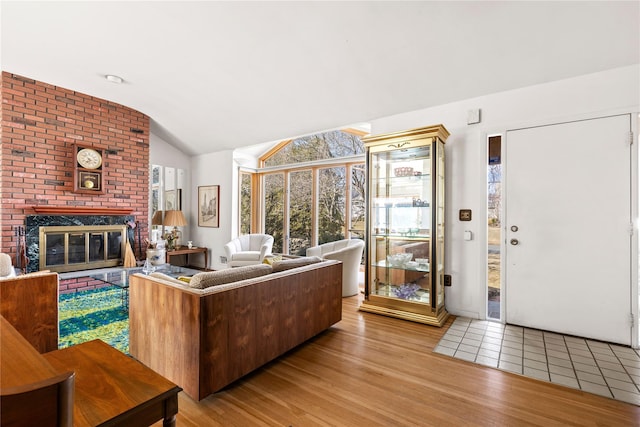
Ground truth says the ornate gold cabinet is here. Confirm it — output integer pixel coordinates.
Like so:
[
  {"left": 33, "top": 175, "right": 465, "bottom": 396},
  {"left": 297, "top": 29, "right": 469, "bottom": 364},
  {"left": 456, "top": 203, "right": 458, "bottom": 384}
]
[{"left": 360, "top": 125, "right": 449, "bottom": 326}]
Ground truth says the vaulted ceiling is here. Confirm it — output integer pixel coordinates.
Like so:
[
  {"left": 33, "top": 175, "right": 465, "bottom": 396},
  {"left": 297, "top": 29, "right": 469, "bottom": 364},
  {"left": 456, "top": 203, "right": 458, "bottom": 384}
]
[{"left": 2, "top": 1, "right": 638, "bottom": 156}]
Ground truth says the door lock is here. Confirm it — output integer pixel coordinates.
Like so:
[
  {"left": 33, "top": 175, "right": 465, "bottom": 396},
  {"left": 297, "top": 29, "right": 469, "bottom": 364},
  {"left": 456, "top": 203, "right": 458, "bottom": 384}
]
[
  {"left": 510, "top": 225, "right": 519, "bottom": 232},
  {"left": 510, "top": 238, "right": 519, "bottom": 245}
]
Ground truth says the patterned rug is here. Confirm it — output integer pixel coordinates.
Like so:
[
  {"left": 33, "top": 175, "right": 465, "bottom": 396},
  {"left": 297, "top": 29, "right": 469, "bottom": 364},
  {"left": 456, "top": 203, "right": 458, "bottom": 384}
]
[{"left": 59, "top": 287, "right": 129, "bottom": 353}]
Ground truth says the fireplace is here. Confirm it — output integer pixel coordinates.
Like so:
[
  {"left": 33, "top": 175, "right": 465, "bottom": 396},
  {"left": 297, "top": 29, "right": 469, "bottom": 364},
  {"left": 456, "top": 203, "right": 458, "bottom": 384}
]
[
  {"left": 39, "top": 225, "right": 127, "bottom": 273},
  {"left": 26, "top": 213, "right": 134, "bottom": 273}
]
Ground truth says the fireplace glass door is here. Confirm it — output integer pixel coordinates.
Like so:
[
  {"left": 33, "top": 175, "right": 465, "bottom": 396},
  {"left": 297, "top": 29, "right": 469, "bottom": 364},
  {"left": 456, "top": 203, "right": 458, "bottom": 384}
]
[
  {"left": 40, "top": 225, "right": 127, "bottom": 272},
  {"left": 69, "top": 232, "right": 86, "bottom": 264}
]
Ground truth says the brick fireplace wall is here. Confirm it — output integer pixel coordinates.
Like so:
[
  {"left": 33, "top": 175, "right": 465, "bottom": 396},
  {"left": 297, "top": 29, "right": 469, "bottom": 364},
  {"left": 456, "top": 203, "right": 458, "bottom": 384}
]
[{"left": 1, "top": 71, "right": 150, "bottom": 266}]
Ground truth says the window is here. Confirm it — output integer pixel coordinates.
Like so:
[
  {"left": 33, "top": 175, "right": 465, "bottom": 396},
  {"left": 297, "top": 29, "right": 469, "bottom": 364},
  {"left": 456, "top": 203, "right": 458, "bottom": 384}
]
[
  {"left": 264, "top": 173, "right": 285, "bottom": 253},
  {"left": 289, "top": 170, "right": 313, "bottom": 255},
  {"left": 246, "top": 127, "right": 367, "bottom": 255},
  {"left": 487, "top": 135, "right": 502, "bottom": 320},
  {"left": 239, "top": 172, "right": 252, "bottom": 235},
  {"left": 350, "top": 164, "right": 366, "bottom": 239},
  {"left": 319, "top": 166, "right": 346, "bottom": 244},
  {"left": 263, "top": 130, "right": 364, "bottom": 167}
]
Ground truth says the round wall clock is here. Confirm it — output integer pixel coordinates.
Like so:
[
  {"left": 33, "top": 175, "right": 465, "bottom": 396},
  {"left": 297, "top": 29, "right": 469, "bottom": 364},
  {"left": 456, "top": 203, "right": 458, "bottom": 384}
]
[{"left": 77, "top": 148, "right": 102, "bottom": 169}]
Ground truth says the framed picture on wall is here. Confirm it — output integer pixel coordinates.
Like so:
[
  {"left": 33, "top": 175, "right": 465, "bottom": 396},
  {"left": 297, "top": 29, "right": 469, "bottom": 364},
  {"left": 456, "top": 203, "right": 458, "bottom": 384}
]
[
  {"left": 198, "top": 185, "right": 219, "bottom": 228},
  {"left": 165, "top": 189, "right": 182, "bottom": 211}
]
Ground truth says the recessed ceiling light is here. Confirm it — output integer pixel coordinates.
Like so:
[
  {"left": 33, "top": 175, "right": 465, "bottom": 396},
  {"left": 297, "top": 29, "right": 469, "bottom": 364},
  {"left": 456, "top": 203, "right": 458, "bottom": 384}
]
[{"left": 105, "top": 74, "right": 123, "bottom": 84}]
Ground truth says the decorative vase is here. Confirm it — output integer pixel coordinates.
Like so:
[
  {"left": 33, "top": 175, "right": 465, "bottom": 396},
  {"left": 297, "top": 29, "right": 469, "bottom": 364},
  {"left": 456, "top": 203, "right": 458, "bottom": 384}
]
[
  {"left": 141, "top": 258, "right": 155, "bottom": 275},
  {"left": 146, "top": 248, "right": 166, "bottom": 266}
]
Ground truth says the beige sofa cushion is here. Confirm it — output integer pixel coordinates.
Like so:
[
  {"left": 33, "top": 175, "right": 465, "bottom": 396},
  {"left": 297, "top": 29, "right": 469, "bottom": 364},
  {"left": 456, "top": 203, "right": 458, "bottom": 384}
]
[
  {"left": 271, "top": 256, "right": 323, "bottom": 272},
  {"left": 189, "top": 264, "right": 273, "bottom": 289}
]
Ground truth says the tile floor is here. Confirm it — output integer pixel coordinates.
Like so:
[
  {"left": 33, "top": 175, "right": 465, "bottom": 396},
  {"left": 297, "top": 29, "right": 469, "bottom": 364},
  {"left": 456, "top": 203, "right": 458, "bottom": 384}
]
[{"left": 434, "top": 317, "right": 640, "bottom": 406}]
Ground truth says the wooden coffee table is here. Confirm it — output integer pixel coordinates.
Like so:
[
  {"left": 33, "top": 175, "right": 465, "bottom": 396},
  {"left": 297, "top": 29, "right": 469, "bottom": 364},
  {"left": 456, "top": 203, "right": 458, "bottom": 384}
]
[{"left": 43, "top": 340, "right": 181, "bottom": 427}]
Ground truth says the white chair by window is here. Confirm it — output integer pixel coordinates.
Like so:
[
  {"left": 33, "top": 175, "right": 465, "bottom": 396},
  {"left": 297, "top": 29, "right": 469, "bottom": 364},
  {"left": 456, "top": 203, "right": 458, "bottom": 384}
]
[
  {"left": 306, "top": 239, "right": 364, "bottom": 297},
  {"left": 224, "top": 234, "right": 274, "bottom": 267}
]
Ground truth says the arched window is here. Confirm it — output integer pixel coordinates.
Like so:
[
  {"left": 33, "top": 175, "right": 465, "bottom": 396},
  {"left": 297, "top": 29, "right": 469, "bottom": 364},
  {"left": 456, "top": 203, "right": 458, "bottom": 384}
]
[{"left": 262, "top": 130, "right": 365, "bottom": 167}]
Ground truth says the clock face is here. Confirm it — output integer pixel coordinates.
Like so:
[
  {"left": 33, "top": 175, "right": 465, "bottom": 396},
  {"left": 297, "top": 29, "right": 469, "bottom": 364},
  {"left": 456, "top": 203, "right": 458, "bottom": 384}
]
[{"left": 77, "top": 148, "right": 102, "bottom": 169}]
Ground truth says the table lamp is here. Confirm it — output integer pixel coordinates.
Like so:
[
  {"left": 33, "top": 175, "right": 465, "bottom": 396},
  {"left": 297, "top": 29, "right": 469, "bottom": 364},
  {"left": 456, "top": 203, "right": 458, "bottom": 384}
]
[
  {"left": 150, "top": 210, "right": 164, "bottom": 242},
  {"left": 151, "top": 210, "right": 164, "bottom": 225},
  {"left": 163, "top": 210, "right": 187, "bottom": 248}
]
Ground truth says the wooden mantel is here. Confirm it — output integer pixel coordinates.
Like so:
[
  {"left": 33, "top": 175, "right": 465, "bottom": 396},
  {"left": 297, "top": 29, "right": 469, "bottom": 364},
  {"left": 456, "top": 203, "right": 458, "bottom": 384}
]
[{"left": 31, "top": 206, "right": 133, "bottom": 215}]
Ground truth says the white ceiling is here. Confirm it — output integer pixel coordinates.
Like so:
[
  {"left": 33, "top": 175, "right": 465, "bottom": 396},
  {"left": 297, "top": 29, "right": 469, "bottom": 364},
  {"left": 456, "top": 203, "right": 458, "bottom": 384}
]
[{"left": 2, "top": 1, "right": 638, "bottom": 156}]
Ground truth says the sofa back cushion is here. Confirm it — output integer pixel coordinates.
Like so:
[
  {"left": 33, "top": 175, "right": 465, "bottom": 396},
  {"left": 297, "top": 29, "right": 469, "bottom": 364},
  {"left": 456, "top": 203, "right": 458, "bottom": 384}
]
[
  {"left": 189, "top": 264, "right": 273, "bottom": 289},
  {"left": 271, "top": 256, "right": 323, "bottom": 272}
]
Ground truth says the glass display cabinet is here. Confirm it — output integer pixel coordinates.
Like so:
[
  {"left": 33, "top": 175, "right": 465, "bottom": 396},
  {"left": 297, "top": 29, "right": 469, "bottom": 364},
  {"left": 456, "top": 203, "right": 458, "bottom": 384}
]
[{"left": 360, "top": 125, "right": 449, "bottom": 326}]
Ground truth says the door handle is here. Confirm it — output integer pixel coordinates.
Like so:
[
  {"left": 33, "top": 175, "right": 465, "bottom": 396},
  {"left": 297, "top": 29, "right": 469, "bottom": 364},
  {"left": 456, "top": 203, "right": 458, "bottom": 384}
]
[{"left": 510, "top": 239, "right": 519, "bottom": 246}]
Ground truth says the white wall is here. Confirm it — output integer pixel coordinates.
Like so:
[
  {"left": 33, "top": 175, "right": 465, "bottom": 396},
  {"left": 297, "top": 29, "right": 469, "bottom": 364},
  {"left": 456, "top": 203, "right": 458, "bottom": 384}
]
[
  {"left": 150, "top": 136, "right": 253, "bottom": 270},
  {"left": 192, "top": 150, "right": 235, "bottom": 270},
  {"left": 370, "top": 64, "right": 640, "bottom": 319},
  {"left": 150, "top": 132, "right": 192, "bottom": 176},
  {"left": 176, "top": 65, "right": 639, "bottom": 314},
  {"left": 149, "top": 132, "right": 192, "bottom": 242}
]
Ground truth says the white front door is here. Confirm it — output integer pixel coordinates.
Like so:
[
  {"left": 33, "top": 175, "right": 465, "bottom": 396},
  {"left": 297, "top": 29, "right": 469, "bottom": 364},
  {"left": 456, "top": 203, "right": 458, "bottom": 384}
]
[{"left": 504, "top": 115, "right": 633, "bottom": 345}]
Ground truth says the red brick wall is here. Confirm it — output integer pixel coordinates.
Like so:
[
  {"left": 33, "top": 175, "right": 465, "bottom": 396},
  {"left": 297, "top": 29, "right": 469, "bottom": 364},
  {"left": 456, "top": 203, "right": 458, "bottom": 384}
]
[
  {"left": 59, "top": 276, "right": 112, "bottom": 294},
  {"left": 1, "top": 71, "right": 150, "bottom": 264}
]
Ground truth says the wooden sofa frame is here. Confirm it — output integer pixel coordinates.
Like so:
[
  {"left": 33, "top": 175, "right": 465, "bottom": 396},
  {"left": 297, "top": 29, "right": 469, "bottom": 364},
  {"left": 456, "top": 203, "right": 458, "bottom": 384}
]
[
  {"left": 0, "top": 272, "right": 59, "bottom": 353},
  {"left": 129, "top": 260, "right": 342, "bottom": 401}
]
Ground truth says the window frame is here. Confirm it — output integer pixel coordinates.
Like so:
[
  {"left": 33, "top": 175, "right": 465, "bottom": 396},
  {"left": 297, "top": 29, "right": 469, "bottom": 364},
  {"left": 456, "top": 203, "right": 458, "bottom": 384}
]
[{"left": 238, "top": 128, "right": 367, "bottom": 253}]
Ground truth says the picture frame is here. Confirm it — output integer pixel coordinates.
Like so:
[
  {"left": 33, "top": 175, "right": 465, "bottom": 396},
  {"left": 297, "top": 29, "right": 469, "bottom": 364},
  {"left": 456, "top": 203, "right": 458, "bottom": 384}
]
[
  {"left": 164, "top": 189, "right": 182, "bottom": 211},
  {"left": 198, "top": 185, "right": 219, "bottom": 228}
]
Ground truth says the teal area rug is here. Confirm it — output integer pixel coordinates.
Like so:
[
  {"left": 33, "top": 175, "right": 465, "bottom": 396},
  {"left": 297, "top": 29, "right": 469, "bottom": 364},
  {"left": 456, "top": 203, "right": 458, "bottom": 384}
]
[{"left": 59, "top": 287, "right": 129, "bottom": 353}]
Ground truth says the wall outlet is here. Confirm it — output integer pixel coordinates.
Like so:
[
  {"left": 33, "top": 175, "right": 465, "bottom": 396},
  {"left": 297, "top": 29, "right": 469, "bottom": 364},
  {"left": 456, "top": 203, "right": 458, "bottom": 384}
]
[
  {"left": 220, "top": 256, "right": 227, "bottom": 264},
  {"left": 444, "top": 274, "right": 452, "bottom": 286}
]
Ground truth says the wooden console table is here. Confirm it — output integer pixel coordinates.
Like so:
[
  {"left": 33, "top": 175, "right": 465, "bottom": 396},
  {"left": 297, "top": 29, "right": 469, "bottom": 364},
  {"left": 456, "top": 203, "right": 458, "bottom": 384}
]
[
  {"left": 166, "top": 245, "right": 208, "bottom": 269},
  {"left": 43, "top": 340, "right": 182, "bottom": 427}
]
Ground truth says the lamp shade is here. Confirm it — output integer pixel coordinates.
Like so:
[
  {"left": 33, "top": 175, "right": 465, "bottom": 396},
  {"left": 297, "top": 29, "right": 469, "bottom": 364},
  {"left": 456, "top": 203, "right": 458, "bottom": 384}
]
[
  {"left": 163, "top": 210, "right": 187, "bottom": 227},
  {"left": 151, "top": 210, "right": 164, "bottom": 226}
]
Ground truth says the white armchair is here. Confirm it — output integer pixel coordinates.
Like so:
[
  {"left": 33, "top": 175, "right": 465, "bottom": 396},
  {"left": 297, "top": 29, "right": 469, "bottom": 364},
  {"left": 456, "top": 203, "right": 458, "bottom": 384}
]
[
  {"left": 306, "top": 239, "right": 364, "bottom": 297},
  {"left": 224, "top": 234, "right": 274, "bottom": 267}
]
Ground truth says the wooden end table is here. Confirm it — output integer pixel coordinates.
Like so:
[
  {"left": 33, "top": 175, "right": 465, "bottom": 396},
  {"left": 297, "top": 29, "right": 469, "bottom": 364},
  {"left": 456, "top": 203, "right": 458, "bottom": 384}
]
[
  {"left": 165, "top": 245, "right": 208, "bottom": 269},
  {"left": 43, "top": 339, "right": 182, "bottom": 427}
]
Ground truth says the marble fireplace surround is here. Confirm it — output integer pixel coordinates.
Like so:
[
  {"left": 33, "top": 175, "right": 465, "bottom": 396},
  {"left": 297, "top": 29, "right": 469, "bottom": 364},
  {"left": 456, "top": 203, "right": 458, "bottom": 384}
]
[{"left": 25, "top": 207, "right": 134, "bottom": 273}]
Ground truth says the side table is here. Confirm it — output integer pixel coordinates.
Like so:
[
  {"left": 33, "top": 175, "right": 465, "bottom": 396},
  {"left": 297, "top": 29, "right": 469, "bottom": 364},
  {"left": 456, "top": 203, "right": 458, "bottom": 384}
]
[
  {"left": 166, "top": 246, "right": 208, "bottom": 269},
  {"left": 43, "top": 339, "right": 181, "bottom": 426}
]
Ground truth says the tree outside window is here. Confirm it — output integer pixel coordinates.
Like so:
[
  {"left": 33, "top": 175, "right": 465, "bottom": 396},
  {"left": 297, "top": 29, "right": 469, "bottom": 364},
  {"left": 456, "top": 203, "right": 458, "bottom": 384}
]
[{"left": 257, "top": 129, "right": 366, "bottom": 254}]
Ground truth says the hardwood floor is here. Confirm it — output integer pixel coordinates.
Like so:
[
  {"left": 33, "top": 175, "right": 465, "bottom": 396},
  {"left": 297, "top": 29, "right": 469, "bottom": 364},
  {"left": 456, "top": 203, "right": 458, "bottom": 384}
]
[{"left": 154, "top": 296, "right": 640, "bottom": 426}]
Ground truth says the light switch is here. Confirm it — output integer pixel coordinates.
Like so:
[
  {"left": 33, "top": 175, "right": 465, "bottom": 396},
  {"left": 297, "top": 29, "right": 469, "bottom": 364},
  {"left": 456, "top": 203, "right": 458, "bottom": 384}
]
[{"left": 464, "top": 230, "right": 473, "bottom": 241}]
